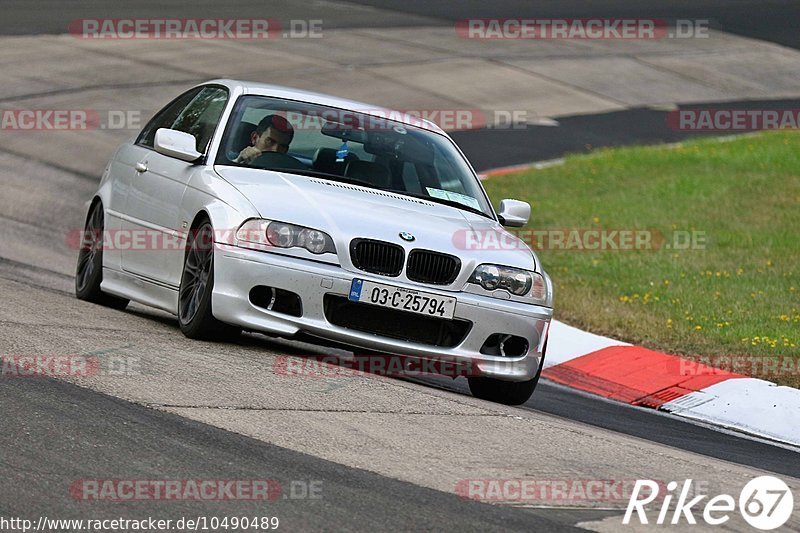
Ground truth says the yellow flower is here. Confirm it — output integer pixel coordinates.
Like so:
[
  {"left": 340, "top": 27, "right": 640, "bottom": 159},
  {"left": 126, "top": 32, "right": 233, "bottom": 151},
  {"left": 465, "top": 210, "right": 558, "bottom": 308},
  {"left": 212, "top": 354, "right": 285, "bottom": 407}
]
[{"left": 694, "top": 325, "right": 702, "bottom": 331}]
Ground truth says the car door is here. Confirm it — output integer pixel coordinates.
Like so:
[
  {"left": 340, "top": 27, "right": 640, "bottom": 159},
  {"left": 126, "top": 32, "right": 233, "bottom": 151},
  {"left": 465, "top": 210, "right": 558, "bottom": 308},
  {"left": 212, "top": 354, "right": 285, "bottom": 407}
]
[{"left": 120, "top": 86, "right": 228, "bottom": 287}]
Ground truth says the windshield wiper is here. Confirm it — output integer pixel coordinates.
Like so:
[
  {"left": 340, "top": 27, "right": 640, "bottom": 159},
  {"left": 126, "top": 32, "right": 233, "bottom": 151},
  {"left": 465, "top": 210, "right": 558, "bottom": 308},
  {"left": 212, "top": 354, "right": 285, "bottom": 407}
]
[
  {"left": 265, "top": 167, "right": 382, "bottom": 189},
  {"left": 395, "top": 191, "right": 492, "bottom": 219}
]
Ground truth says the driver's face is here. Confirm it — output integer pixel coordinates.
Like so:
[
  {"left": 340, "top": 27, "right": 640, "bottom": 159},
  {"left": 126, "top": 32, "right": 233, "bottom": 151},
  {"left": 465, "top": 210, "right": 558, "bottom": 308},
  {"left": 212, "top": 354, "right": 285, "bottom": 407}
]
[{"left": 252, "top": 127, "right": 291, "bottom": 154}]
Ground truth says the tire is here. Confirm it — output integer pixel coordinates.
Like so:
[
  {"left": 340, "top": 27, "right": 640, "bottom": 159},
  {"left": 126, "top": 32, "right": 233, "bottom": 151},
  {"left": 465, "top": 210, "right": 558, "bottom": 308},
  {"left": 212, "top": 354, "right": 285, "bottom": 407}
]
[
  {"left": 75, "top": 201, "right": 130, "bottom": 310},
  {"left": 178, "top": 220, "right": 241, "bottom": 340},
  {"left": 467, "top": 340, "right": 547, "bottom": 405}
]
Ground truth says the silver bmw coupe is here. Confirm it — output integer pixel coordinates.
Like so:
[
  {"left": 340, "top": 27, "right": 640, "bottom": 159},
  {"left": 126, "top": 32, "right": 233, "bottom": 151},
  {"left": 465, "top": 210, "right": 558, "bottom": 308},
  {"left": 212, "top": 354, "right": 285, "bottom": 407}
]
[{"left": 75, "top": 79, "right": 553, "bottom": 404}]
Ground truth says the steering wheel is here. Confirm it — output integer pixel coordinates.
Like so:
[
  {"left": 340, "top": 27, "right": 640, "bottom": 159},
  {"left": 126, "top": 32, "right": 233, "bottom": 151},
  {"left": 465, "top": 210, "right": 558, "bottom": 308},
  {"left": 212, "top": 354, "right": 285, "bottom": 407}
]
[{"left": 250, "top": 152, "right": 308, "bottom": 171}]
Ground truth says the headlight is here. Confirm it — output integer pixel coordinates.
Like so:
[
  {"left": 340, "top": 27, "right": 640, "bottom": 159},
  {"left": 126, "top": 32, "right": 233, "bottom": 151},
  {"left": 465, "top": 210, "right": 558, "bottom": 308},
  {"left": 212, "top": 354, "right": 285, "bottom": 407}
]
[
  {"left": 468, "top": 264, "right": 547, "bottom": 302},
  {"left": 236, "top": 219, "right": 336, "bottom": 255}
]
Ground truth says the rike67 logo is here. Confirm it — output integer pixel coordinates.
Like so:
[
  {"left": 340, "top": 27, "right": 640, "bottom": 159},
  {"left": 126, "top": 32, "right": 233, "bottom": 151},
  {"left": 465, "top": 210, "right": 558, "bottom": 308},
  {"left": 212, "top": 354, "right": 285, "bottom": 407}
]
[{"left": 624, "top": 476, "right": 794, "bottom": 530}]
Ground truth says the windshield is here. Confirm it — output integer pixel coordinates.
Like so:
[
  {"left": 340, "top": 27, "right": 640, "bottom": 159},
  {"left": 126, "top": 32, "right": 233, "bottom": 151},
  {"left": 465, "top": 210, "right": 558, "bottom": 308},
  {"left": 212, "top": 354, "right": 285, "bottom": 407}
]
[{"left": 215, "top": 95, "right": 493, "bottom": 217}]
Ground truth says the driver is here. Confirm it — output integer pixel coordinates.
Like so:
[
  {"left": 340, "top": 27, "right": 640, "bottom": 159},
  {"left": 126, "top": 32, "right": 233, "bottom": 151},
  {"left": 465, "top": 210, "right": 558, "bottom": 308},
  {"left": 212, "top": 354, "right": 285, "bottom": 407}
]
[{"left": 234, "top": 114, "right": 294, "bottom": 164}]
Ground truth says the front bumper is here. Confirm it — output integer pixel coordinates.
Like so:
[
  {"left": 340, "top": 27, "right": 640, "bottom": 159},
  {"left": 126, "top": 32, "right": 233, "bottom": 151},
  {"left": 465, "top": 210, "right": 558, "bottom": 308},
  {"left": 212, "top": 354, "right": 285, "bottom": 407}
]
[{"left": 212, "top": 245, "right": 553, "bottom": 382}]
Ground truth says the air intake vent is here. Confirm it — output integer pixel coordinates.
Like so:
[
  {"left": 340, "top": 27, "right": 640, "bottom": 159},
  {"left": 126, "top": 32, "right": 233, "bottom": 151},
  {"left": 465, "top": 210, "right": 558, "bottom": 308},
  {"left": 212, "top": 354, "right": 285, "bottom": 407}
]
[
  {"left": 324, "top": 295, "right": 471, "bottom": 347},
  {"left": 308, "top": 179, "right": 436, "bottom": 206},
  {"left": 406, "top": 250, "right": 461, "bottom": 285},
  {"left": 350, "top": 239, "right": 405, "bottom": 277}
]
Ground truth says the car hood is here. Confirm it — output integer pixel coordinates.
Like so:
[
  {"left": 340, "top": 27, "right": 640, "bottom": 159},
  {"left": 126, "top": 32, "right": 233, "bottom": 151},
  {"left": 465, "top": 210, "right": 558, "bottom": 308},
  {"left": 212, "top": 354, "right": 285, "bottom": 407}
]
[{"left": 215, "top": 167, "right": 538, "bottom": 275}]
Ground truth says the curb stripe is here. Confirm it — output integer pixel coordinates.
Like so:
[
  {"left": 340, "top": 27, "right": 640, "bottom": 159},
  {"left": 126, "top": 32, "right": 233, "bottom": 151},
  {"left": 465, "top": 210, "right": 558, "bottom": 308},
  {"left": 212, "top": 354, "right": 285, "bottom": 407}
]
[{"left": 542, "top": 345, "right": 744, "bottom": 408}]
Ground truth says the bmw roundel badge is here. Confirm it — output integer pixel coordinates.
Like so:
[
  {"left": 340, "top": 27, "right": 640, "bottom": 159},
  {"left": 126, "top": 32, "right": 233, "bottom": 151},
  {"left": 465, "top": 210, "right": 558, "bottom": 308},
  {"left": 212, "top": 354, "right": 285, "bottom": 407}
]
[{"left": 399, "top": 231, "right": 415, "bottom": 242}]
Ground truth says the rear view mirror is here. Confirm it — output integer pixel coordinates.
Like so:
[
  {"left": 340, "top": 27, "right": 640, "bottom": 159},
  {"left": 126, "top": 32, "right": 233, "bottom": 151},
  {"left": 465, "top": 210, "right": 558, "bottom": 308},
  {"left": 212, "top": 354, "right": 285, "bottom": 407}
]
[
  {"left": 394, "top": 136, "right": 434, "bottom": 165},
  {"left": 154, "top": 128, "right": 202, "bottom": 162},
  {"left": 497, "top": 199, "right": 530, "bottom": 227},
  {"left": 321, "top": 120, "right": 367, "bottom": 143}
]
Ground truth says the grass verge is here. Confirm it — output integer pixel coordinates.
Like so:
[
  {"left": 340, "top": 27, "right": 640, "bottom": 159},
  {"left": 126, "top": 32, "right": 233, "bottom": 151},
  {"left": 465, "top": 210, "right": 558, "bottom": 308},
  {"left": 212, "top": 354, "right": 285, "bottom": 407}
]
[{"left": 482, "top": 130, "right": 800, "bottom": 386}]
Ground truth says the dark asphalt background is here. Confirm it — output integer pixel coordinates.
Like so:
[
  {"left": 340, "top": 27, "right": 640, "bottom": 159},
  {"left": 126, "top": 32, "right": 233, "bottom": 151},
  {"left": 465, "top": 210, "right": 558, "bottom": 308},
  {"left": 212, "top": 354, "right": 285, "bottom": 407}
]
[
  {"left": 455, "top": 99, "right": 800, "bottom": 170},
  {"left": 346, "top": 0, "right": 800, "bottom": 50},
  {"left": 4, "top": 0, "right": 799, "bottom": 51}
]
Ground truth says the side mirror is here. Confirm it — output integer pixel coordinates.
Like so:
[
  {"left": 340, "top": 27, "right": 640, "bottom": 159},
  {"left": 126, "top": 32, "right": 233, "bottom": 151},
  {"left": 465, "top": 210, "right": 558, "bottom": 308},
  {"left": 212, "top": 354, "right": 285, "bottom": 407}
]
[
  {"left": 497, "top": 199, "right": 530, "bottom": 227},
  {"left": 154, "top": 128, "right": 202, "bottom": 162}
]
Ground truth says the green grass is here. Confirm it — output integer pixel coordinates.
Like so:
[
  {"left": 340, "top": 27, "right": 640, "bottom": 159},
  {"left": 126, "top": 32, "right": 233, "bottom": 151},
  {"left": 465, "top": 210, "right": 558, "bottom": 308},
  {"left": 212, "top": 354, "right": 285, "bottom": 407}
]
[{"left": 482, "top": 131, "right": 800, "bottom": 385}]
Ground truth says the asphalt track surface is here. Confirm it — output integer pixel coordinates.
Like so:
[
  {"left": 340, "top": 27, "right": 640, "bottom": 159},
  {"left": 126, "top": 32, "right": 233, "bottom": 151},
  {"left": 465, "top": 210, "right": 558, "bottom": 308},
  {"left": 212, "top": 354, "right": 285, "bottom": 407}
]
[
  {"left": 0, "top": 377, "right": 597, "bottom": 531},
  {"left": 4, "top": 1, "right": 798, "bottom": 171},
  {"left": 3, "top": 0, "right": 799, "bottom": 51},
  {"left": 346, "top": 0, "right": 800, "bottom": 51},
  {"left": 2, "top": 1, "right": 800, "bottom": 531},
  {"left": 416, "top": 377, "right": 800, "bottom": 479},
  {"left": 454, "top": 98, "right": 800, "bottom": 171}
]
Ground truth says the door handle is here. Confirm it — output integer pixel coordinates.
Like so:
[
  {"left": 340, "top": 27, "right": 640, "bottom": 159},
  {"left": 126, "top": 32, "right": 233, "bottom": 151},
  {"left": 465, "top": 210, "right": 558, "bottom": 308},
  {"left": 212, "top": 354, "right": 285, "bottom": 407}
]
[{"left": 135, "top": 162, "right": 148, "bottom": 173}]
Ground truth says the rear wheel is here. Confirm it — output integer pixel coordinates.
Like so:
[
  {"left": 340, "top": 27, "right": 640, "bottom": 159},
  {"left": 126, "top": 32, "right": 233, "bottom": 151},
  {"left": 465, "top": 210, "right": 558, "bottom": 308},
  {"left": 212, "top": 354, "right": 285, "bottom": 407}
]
[
  {"left": 468, "top": 340, "right": 547, "bottom": 405},
  {"left": 178, "top": 220, "right": 240, "bottom": 340},
  {"left": 75, "top": 201, "right": 129, "bottom": 310}
]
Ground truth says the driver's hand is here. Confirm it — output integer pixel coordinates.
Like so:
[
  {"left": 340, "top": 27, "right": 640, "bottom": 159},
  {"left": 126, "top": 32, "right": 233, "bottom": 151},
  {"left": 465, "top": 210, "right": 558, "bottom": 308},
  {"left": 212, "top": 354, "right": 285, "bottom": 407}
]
[{"left": 235, "top": 146, "right": 262, "bottom": 164}]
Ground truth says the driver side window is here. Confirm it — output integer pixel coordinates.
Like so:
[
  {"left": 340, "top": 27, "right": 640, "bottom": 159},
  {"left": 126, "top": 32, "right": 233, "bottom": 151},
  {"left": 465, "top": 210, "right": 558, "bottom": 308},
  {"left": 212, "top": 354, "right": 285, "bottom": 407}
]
[
  {"left": 137, "top": 88, "right": 201, "bottom": 149},
  {"left": 136, "top": 86, "right": 228, "bottom": 154}
]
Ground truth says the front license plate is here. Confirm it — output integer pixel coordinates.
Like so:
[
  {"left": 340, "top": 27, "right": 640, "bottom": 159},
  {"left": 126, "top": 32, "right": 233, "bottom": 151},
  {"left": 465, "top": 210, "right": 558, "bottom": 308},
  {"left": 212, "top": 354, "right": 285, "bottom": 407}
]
[{"left": 348, "top": 279, "right": 457, "bottom": 319}]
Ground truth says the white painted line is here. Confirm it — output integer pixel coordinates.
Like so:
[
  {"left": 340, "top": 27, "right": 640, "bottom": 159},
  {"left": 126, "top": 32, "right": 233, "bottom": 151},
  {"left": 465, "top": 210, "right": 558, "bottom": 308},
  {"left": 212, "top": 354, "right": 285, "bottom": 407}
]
[{"left": 662, "top": 378, "right": 800, "bottom": 448}]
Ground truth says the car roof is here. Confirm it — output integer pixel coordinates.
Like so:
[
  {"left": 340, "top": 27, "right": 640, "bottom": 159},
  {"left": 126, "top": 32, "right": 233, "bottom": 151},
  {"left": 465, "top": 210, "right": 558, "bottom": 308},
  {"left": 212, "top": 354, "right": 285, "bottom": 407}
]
[{"left": 200, "top": 79, "right": 446, "bottom": 135}]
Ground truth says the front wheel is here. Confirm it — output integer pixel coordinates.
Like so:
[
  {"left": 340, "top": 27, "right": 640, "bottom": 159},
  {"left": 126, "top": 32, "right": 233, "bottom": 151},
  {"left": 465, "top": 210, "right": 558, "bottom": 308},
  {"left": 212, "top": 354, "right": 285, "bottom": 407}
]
[
  {"left": 178, "top": 220, "right": 240, "bottom": 340},
  {"left": 468, "top": 340, "right": 547, "bottom": 405},
  {"left": 467, "top": 376, "right": 538, "bottom": 405},
  {"left": 75, "top": 201, "right": 129, "bottom": 310}
]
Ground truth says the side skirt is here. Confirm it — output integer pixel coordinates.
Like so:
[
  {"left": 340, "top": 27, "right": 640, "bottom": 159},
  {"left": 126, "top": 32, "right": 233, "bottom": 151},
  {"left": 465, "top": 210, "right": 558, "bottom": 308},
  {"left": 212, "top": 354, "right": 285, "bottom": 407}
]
[{"left": 102, "top": 267, "right": 179, "bottom": 315}]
